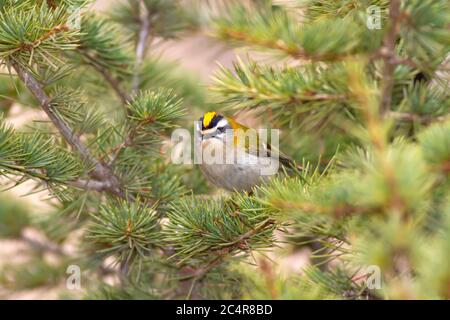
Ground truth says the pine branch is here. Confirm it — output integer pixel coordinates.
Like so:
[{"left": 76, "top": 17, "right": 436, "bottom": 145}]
[
  {"left": 11, "top": 61, "right": 94, "bottom": 164},
  {"left": 107, "top": 123, "right": 141, "bottom": 166},
  {"left": 66, "top": 179, "right": 113, "bottom": 192},
  {"left": 379, "top": 0, "right": 402, "bottom": 116},
  {"left": 388, "top": 111, "right": 449, "bottom": 124},
  {"left": 106, "top": 88, "right": 184, "bottom": 165},
  {"left": 133, "top": 0, "right": 151, "bottom": 93},
  {"left": 18, "top": 24, "right": 70, "bottom": 53},
  {"left": 10, "top": 59, "right": 126, "bottom": 199},
  {"left": 21, "top": 232, "right": 67, "bottom": 256},
  {"left": 74, "top": 15, "right": 133, "bottom": 106},
  {"left": 79, "top": 51, "right": 131, "bottom": 105},
  {"left": 220, "top": 29, "right": 308, "bottom": 60},
  {"left": 178, "top": 218, "right": 275, "bottom": 299},
  {"left": 371, "top": 51, "right": 418, "bottom": 69}
]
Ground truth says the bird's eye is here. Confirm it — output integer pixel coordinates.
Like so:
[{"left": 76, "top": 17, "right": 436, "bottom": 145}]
[{"left": 217, "top": 126, "right": 226, "bottom": 133}]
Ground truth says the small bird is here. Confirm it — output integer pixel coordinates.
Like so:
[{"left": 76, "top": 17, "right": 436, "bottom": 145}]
[{"left": 196, "top": 111, "right": 301, "bottom": 192}]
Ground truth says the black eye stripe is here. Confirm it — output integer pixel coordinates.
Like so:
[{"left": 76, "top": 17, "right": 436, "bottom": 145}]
[{"left": 200, "top": 114, "right": 224, "bottom": 130}]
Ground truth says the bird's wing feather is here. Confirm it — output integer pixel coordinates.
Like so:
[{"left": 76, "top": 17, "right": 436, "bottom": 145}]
[
  {"left": 227, "top": 116, "right": 302, "bottom": 171},
  {"left": 227, "top": 116, "right": 263, "bottom": 155}
]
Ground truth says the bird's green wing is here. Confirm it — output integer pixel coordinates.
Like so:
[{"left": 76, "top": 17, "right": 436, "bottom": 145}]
[{"left": 227, "top": 116, "right": 302, "bottom": 171}]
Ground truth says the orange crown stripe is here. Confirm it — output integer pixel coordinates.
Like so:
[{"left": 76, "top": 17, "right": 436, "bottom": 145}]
[{"left": 203, "top": 111, "right": 217, "bottom": 128}]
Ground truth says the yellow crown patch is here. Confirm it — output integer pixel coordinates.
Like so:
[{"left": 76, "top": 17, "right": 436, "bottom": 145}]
[{"left": 203, "top": 111, "right": 217, "bottom": 128}]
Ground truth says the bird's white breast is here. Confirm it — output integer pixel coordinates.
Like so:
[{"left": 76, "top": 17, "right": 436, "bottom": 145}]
[{"left": 197, "top": 138, "right": 279, "bottom": 192}]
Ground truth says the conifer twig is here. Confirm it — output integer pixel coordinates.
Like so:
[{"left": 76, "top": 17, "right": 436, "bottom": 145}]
[
  {"left": 388, "top": 111, "right": 449, "bottom": 124},
  {"left": 66, "top": 179, "right": 113, "bottom": 192},
  {"left": 133, "top": 0, "right": 151, "bottom": 93},
  {"left": 2, "top": 161, "right": 111, "bottom": 193},
  {"left": 10, "top": 59, "right": 127, "bottom": 199},
  {"left": 21, "top": 232, "right": 67, "bottom": 256},
  {"left": 175, "top": 218, "right": 275, "bottom": 299},
  {"left": 79, "top": 51, "right": 131, "bottom": 105},
  {"left": 180, "top": 219, "right": 276, "bottom": 282},
  {"left": 379, "top": 0, "right": 402, "bottom": 116}
]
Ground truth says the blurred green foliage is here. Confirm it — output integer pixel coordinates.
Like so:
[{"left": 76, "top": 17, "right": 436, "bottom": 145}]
[{"left": 0, "top": 194, "right": 30, "bottom": 238}]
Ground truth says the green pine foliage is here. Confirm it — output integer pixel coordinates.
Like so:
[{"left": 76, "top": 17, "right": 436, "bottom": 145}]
[{"left": 0, "top": 0, "right": 449, "bottom": 300}]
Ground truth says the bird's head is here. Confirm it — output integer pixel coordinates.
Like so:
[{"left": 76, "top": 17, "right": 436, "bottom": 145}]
[{"left": 198, "top": 111, "right": 232, "bottom": 141}]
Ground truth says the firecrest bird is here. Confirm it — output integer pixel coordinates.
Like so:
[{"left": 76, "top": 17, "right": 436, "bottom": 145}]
[{"left": 196, "top": 112, "right": 301, "bottom": 192}]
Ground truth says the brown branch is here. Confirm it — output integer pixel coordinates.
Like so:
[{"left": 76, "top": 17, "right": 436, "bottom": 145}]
[
  {"left": 221, "top": 29, "right": 351, "bottom": 62},
  {"left": 22, "top": 230, "right": 120, "bottom": 280},
  {"left": 290, "top": 93, "right": 348, "bottom": 103},
  {"left": 105, "top": 117, "right": 162, "bottom": 166},
  {"left": 21, "top": 232, "right": 67, "bottom": 256},
  {"left": 12, "top": 61, "right": 100, "bottom": 168},
  {"left": 77, "top": 2, "right": 152, "bottom": 106},
  {"left": 78, "top": 51, "right": 131, "bottom": 105},
  {"left": 222, "top": 29, "right": 307, "bottom": 59},
  {"left": 2, "top": 161, "right": 113, "bottom": 193},
  {"left": 95, "top": 0, "right": 154, "bottom": 163},
  {"left": 440, "top": 161, "right": 450, "bottom": 175},
  {"left": 388, "top": 111, "right": 449, "bottom": 124},
  {"left": 232, "top": 86, "right": 349, "bottom": 106},
  {"left": 379, "top": 0, "right": 402, "bottom": 116},
  {"left": 66, "top": 179, "right": 112, "bottom": 192},
  {"left": 271, "top": 199, "right": 370, "bottom": 219},
  {"left": 371, "top": 50, "right": 418, "bottom": 69},
  {"left": 19, "top": 24, "right": 69, "bottom": 52},
  {"left": 229, "top": 218, "right": 275, "bottom": 248},
  {"left": 176, "top": 218, "right": 275, "bottom": 299},
  {"left": 133, "top": 0, "right": 151, "bottom": 93},
  {"left": 391, "top": 57, "right": 417, "bottom": 69},
  {"left": 46, "top": 0, "right": 57, "bottom": 9},
  {"left": 10, "top": 59, "right": 127, "bottom": 199},
  {"left": 107, "top": 128, "right": 137, "bottom": 166},
  {"left": 180, "top": 219, "right": 276, "bottom": 282}
]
